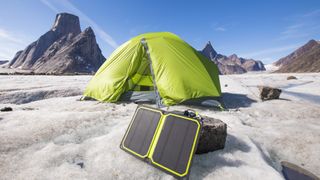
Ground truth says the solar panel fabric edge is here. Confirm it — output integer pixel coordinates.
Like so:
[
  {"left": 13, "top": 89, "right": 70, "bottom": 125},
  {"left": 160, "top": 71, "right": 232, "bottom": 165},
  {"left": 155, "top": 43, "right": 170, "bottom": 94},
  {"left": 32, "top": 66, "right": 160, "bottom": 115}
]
[{"left": 120, "top": 106, "right": 163, "bottom": 159}]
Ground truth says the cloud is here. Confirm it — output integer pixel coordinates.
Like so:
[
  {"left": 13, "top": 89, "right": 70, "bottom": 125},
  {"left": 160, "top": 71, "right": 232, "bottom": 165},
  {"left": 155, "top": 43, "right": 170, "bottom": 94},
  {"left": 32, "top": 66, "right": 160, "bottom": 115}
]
[
  {"left": 240, "top": 44, "right": 300, "bottom": 58},
  {"left": 211, "top": 22, "right": 228, "bottom": 32},
  {"left": 278, "top": 9, "right": 320, "bottom": 40},
  {"left": 302, "top": 9, "right": 320, "bottom": 17},
  {"left": 0, "top": 28, "right": 26, "bottom": 45},
  {"left": 39, "top": 0, "right": 59, "bottom": 13},
  {"left": 40, "top": 0, "right": 119, "bottom": 49},
  {"left": 0, "top": 28, "right": 29, "bottom": 59},
  {"left": 214, "top": 27, "right": 226, "bottom": 32}
]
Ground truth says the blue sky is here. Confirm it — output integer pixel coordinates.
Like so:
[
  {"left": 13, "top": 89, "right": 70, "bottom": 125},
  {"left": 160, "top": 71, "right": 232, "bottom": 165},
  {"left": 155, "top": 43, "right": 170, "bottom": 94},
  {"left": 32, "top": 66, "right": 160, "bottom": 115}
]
[{"left": 0, "top": 0, "right": 319, "bottom": 64}]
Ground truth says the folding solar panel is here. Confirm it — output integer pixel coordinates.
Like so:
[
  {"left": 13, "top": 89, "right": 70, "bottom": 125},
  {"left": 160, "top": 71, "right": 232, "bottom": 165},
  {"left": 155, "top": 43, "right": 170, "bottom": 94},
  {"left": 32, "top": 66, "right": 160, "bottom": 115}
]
[
  {"left": 121, "top": 106, "right": 163, "bottom": 158},
  {"left": 120, "top": 106, "right": 202, "bottom": 178}
]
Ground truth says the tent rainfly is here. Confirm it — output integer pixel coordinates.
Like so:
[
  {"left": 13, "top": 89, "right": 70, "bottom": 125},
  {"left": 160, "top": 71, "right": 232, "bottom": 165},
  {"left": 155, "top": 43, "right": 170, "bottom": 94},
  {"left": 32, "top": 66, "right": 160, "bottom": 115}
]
[{"left": 83, "top": 32, "right": 221, "bottom": 107}]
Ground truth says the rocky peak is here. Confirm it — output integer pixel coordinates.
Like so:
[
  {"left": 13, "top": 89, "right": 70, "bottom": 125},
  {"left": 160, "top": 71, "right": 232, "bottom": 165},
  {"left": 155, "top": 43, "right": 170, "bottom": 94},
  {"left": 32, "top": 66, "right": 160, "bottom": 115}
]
[
  {"left": 82, "top": 27, "right": 94, "bottom": 36},
  {"left": 274, "top": 39, "right": 320, "bottom": 67},
  {"left": 229, "top": 54, "right": 238, "bottom": 60},
  {"left": 296, "top": 39, "right": 318, "bottom": 54},
  {"left": 274, "top": 39, "right": 320, "bottom": 73},
  {"left": 202, "top": 41, "right": 218, "bottom": 60},
  {"left": 52, "top": 13, "right": 81, "bottom": 36},
  {"left": 200, "top": 42, "right": 266, "bottom": 74},
  {"left": 8, "top": 13, "right": 105, "bottom": 74},
  {"left": 301, "top": 39, "right": 319, "bottom": 51}
]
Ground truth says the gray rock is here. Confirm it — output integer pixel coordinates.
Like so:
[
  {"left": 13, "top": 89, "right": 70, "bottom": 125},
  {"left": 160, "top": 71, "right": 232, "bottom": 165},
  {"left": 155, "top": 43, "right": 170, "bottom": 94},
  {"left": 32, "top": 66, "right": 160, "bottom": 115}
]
[
  {"left": 287, "top": 76, "right": 297, "bottom": 80},
  {"left": 8, "top": 13, "right": 105, "bottom": 74},
  {"left": 196, "top": 116, "right": 227, "bottom": 154},
  {"left": 76, "top": 162, "right": 84, "bottom": 169},
  {"left": 51, "top": 13, "right": 81, "bottom": 36},
  {"left": 259, "top": 86, "right": 282, "bottom": 101},
  {"left": 1, "top": 107, "right": 13, "bottom": 112}
]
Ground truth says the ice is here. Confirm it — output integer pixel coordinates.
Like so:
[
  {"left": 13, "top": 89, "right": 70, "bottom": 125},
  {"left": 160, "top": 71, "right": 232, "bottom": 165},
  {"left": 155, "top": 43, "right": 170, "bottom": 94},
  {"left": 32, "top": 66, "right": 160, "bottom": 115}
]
[{"left": 0, "top": 73, "right": 320, "bottom": 179}]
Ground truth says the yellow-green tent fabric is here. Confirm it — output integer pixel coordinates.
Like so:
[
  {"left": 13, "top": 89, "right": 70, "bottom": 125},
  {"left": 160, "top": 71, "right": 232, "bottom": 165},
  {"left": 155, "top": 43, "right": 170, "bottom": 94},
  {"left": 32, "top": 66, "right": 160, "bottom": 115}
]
[{"left": 83, "top": 32, "right": 221, "bottom": 106}]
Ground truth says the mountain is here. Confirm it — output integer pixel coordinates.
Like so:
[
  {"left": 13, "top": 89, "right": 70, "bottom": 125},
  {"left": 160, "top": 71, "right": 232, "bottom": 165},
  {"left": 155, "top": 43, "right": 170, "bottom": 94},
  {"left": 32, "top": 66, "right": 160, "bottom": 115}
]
[
  {"left": 274, "top": 39, "right": 320, "bottom": 73},
  {"left": 8, "top": 13, "right": 105, "bottom": 74},
  {"left": 0, "top": 60, "right": 9, "bottom": 65},
  {"left": 200, "top": 41, "right": 265, "bottom": 75}
]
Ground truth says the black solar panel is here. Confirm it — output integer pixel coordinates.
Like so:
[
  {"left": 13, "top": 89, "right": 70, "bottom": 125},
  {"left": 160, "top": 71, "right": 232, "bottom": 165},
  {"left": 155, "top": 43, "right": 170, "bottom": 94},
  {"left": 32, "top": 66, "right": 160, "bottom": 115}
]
[
  {"left": 121, "top": 106, "right": 162, "bottom": 158},
  {"left": 120, "top": 106, "right": 201, "bottom": 178},
  {"left": 150, "top": 114, "right": 200, "bottom": 176}
]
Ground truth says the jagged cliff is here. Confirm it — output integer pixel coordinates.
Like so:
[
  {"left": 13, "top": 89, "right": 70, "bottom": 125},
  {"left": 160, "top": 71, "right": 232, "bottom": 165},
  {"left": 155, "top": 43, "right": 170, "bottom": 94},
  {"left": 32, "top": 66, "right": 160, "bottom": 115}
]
[
  {"left": 200, "top": 41, "right": 265, "bottom": 75},
  {"left": 274, "top": 39, "right": 320, "bottom": 73},
  {"left": 8, "top": 13, "right": 105, "bottom": 74}
]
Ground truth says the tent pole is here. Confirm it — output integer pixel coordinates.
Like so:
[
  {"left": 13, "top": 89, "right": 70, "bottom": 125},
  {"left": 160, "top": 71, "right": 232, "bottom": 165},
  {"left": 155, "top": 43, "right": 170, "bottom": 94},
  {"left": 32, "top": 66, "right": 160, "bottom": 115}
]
[{"left": 141, "top": 38, "right": 162, "bottom": 108}]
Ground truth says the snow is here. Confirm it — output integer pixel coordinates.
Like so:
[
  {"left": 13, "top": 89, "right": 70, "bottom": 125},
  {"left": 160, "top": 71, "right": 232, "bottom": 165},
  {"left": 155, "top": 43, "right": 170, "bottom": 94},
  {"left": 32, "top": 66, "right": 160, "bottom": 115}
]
[
  {"left": 0, "top": 73, "right": 320, "bottom": 179},
  {"left": 264, "top": 64, "right": 280, "bottom": 72}
]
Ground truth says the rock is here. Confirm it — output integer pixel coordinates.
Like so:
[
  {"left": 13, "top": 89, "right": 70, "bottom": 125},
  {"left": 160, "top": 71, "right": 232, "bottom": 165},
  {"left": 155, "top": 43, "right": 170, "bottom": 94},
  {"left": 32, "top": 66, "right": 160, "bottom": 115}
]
[
  {"left": 259, "top": 86, "right": 282, "bottom": 101},
  {"left": 8, "top": 13, "right": 105, "bottom": 74},
  {"left": 32, "top": 27, "right": 105, "bottom": 74},
  {"left": 287, "top": 76, "right": 297, "bottom": 80},
  {"left": 1, "top": 107, "right": 13, "bottom": 112},
  {"left": 201, "top": 41, "right": 218, "bottom": 60},
  {"left": 0, "top": 60, "right": 9, "bottom": 65},
  {"left": 196, "top": 116, "right": 227, "bottom": 154},
  {"left": 200, "top": 42, "right": 266, "bottom": 74},
  {"left": 274, "top": 39, "right": 320, "bottom": 73},
  {"left": 242, "top": 60, "right": 266, "bottom": 71},
  {"left": 76, "top": 162, "right": 84, "bottom": 169},
  {"left": 51, "top": 13, "right": 81, "bottom": 36},
  {"left": 218, "top": 63, "right": 247, "bottom": 75},
  {"left": 8, "top": 51, "right": 23, "bottom": 67}
]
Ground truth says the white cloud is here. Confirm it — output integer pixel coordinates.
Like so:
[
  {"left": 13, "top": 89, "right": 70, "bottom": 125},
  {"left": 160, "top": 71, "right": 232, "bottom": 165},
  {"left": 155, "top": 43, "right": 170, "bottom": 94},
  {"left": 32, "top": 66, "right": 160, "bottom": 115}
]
[
  {"left": 40, "top": 0, "right": 119, "bottom": 49},
  {"left": 0, "top": 28, "right": 29, "bottom": 59},
  {"left": 0, "top": 28, "right": 26, "bottom": 45},
  {"left": 39, "top": 0, "right": 59, "bottom": 13},
  {"left": 302, "top": 9, "right": 320, "bottom": 17},
  {"left": 278, "top": 9, "right": 320, "bottom": 40},
  {"left": 211, "top": 22, "right": 228, "bottom": 32},
  {"left": 214, "top": 27, "right": 226, "bottom": 32},
  {"left": 239, "top": 44, "right": 300, "bottom": 58}
]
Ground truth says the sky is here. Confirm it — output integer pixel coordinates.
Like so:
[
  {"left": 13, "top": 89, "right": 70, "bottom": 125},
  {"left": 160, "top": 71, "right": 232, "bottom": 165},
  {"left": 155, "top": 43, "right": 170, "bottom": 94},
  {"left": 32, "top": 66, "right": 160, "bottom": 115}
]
[{"left": 0, "top": 0, "right": 319, "bottom": 64}]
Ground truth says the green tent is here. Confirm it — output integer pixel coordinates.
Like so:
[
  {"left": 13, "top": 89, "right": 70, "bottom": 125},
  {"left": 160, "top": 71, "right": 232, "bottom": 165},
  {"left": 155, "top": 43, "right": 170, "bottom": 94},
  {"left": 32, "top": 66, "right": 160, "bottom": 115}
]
[{"left": 83, "top": 32, "right": 221, "bottom": 106}]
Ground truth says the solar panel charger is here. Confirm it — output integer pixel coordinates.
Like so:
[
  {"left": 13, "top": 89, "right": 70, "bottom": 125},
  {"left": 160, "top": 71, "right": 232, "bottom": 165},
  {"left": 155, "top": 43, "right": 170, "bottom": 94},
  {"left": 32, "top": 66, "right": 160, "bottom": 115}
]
[{"left": 120, "top": 106, "right": 202, "bottom": 178}]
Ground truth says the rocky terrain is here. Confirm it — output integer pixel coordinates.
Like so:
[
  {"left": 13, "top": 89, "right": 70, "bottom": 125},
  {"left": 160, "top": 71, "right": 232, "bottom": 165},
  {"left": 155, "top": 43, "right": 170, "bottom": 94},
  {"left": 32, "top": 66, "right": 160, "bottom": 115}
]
[
  {"left": 201, "top": 41, "right": 265, "bottom": 74},
  {"left": 274, "top": 39, "right": 320, "bottom": 73},
  {"left": 7, "top": 13, "right": 105, "bottom": 74},
  {"left": 0, "top": 60, "right": 8, "bottom": 65}
]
